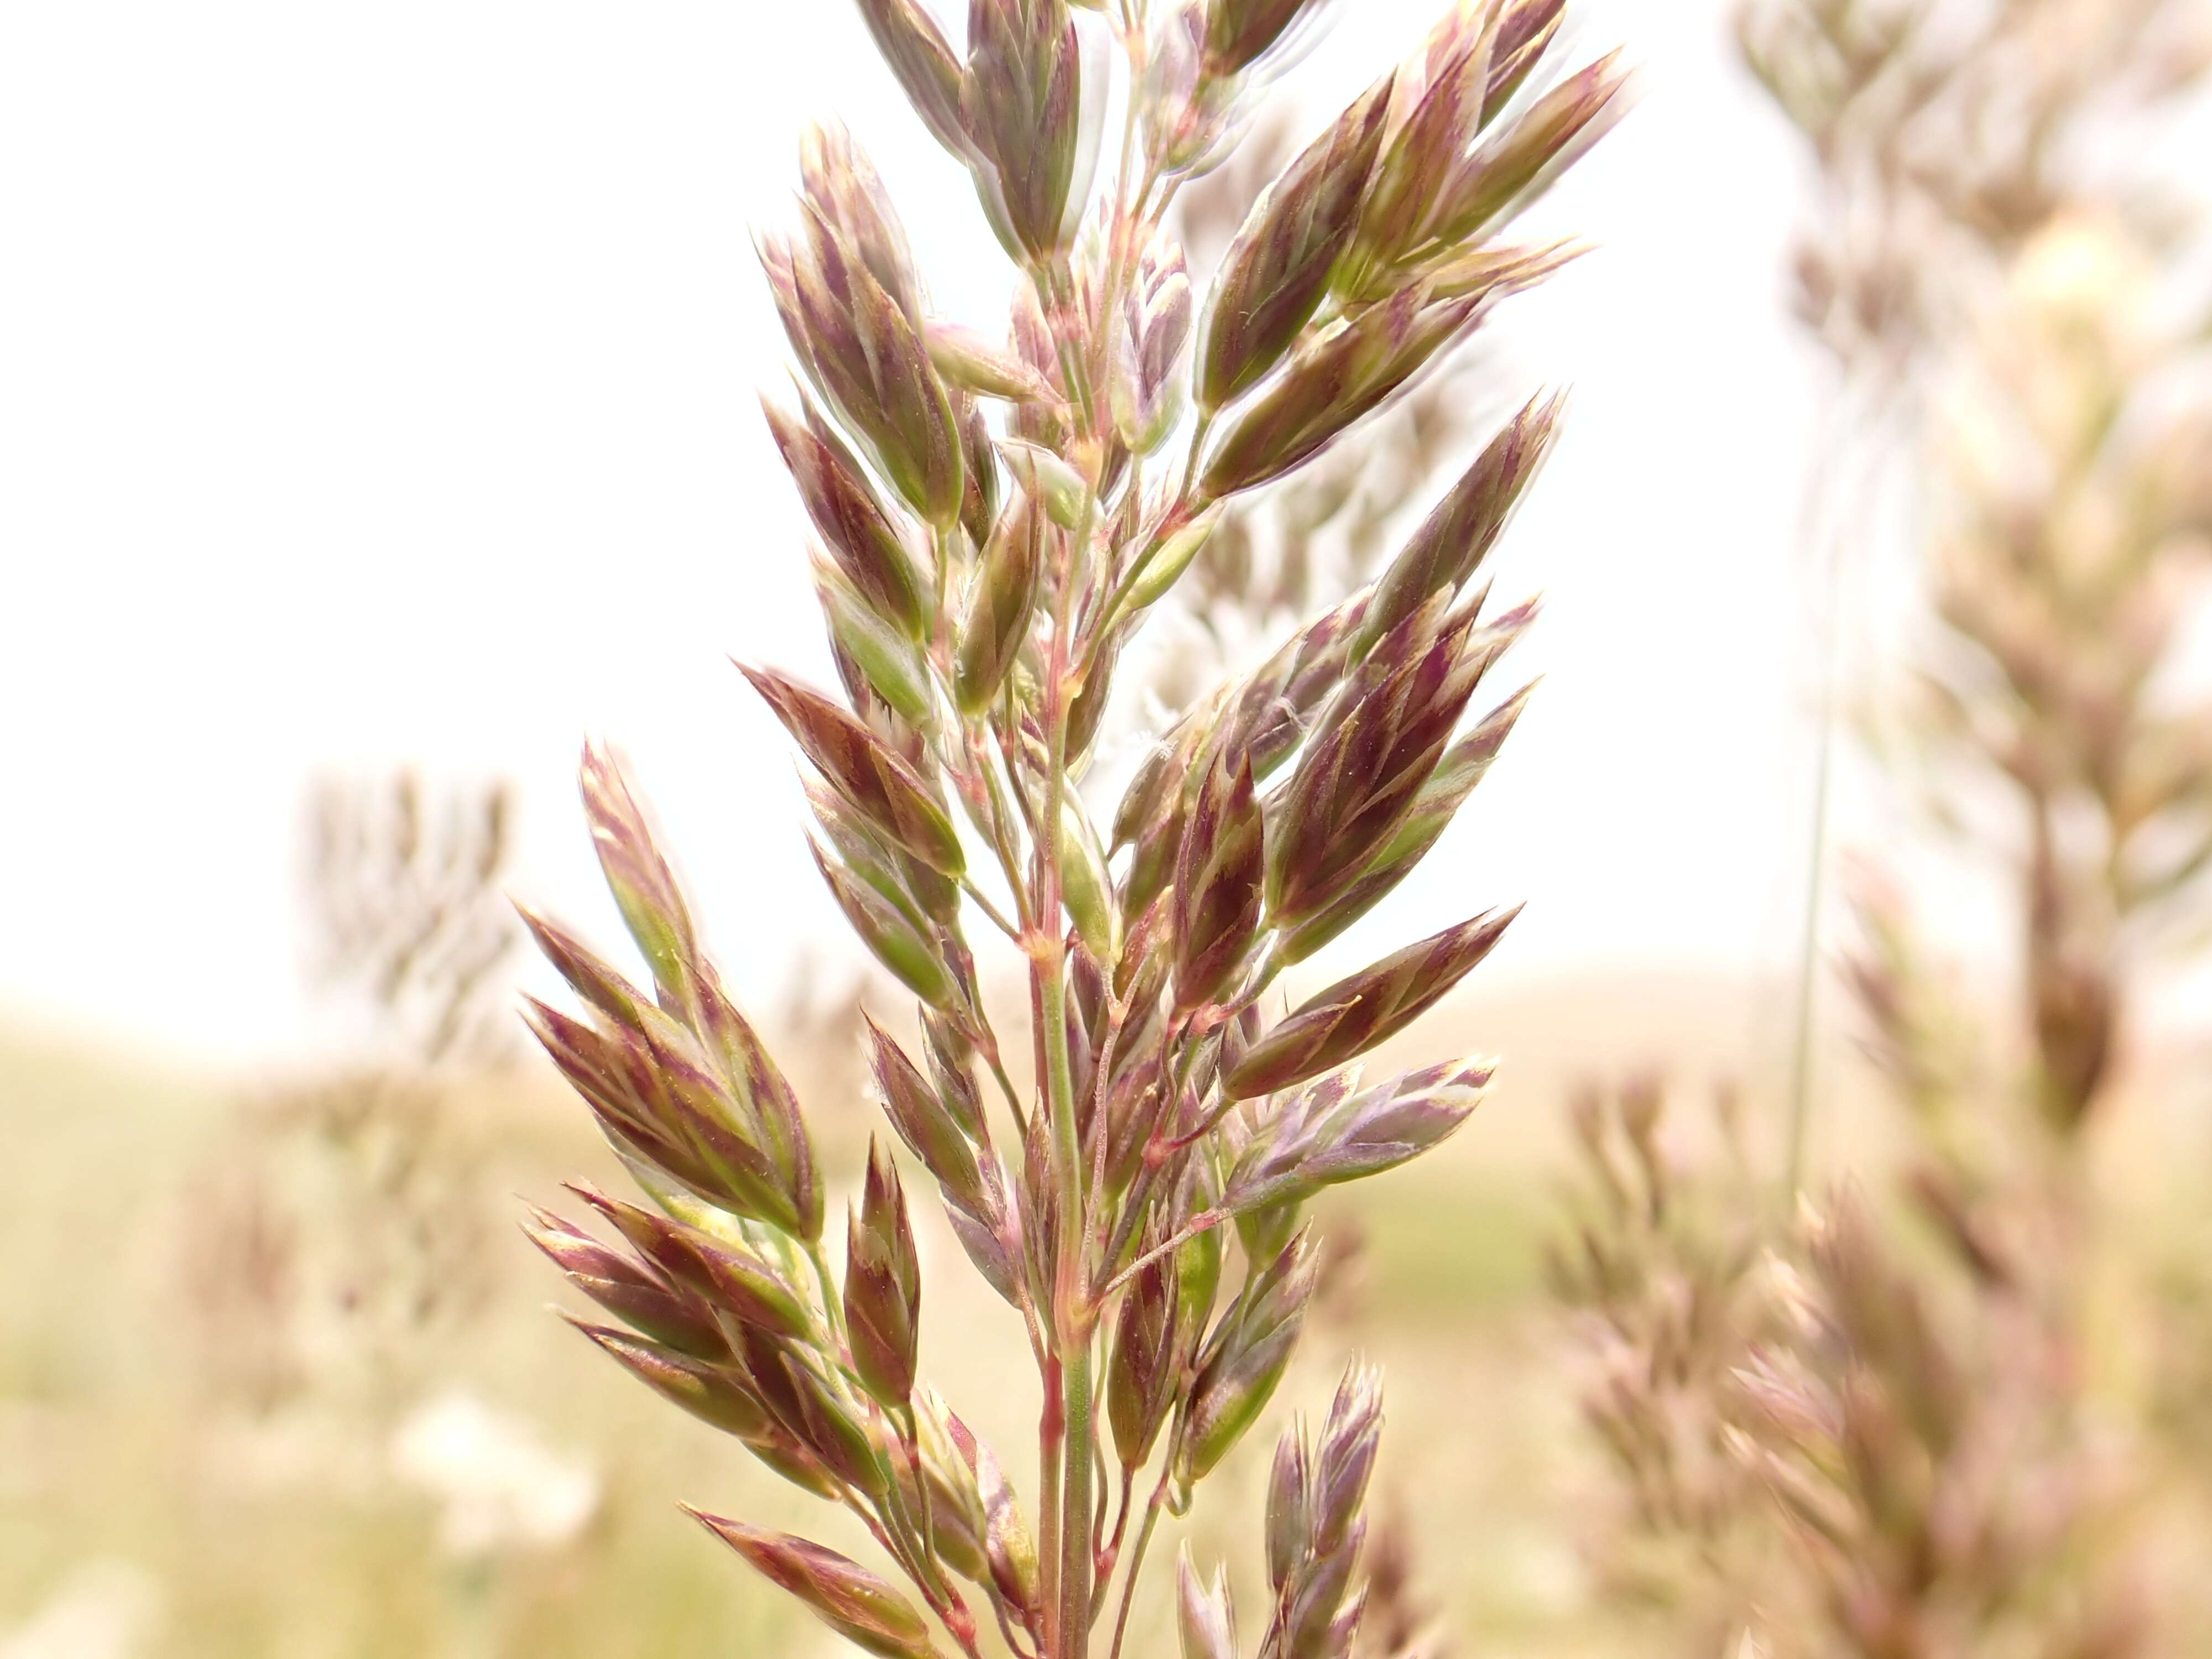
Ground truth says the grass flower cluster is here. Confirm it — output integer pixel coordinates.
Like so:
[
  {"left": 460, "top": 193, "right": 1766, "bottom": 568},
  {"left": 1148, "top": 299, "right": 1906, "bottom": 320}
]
[{"left": 513, "top": 3, "right": 1625, "bottom": 1656}]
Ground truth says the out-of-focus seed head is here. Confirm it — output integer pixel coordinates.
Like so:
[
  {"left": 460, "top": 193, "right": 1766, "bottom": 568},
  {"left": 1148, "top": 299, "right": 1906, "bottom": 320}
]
[
  {"left": 1224, "top": 907, "right": 1520, "bottom": 1097},
  {"left": 844, "top": 1138, "right": 922, "bottom": 1406},
  {"left": 689, "top": 1514, "right": 942, "bottom": 1659},
  {"left": 1199, "top": 73, "right": 1394, "bottom": 410}
]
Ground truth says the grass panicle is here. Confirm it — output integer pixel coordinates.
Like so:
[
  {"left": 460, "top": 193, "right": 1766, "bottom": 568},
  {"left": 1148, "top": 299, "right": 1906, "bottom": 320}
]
[{"left": 517, "top": 2, "right": 1623, "bottom": 1656}]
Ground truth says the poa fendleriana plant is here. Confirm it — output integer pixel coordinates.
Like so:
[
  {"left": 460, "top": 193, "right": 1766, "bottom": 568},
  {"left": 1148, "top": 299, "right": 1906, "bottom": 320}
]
[{"left": 513, "top": 4, "right": 1626, "bottom": 1657}]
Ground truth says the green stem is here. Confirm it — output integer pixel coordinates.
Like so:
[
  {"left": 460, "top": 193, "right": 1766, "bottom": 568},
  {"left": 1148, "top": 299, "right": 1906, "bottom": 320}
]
[
  {"left": 959, "top": 875, "right": 1022, "bottom": 942},
  {"left": 1038, "top": 34, "right": 1185, "bottom": 1644},
  {"left": 1041, "top": 581, "right": 1098, "bottom": 1658},
  {"left": 1098, "top": 1209, "right": 1225, "bottom": 1300},
  {"left": 1053, "top": 1275, "right": 1098, "bottom": 1658},
  {"left": 1104, "top": 1469, "right": 1171, "bottom": 1659}
]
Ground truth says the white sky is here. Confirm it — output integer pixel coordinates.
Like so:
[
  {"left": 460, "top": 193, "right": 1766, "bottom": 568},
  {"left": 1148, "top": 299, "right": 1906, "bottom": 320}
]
[{"left": 0, "top": 0, "right": 1842, "bottom": 1065}]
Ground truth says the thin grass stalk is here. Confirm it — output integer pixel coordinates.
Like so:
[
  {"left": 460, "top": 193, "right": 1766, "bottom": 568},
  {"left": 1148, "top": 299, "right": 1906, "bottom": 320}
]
[{"left": 1782, "top": 393, "right": 1896, "bottom": 1197}]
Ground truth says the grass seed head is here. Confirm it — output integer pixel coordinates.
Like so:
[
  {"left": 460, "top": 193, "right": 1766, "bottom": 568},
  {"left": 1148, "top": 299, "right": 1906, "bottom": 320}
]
[{"left": 523, "top": 0, "right": 1622, "bottom": 1644}]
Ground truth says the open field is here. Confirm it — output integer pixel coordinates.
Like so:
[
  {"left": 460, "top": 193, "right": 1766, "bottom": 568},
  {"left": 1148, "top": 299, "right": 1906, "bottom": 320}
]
[{"left": 6, "top": 968, "right": 2208, "bottom": 1657}]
